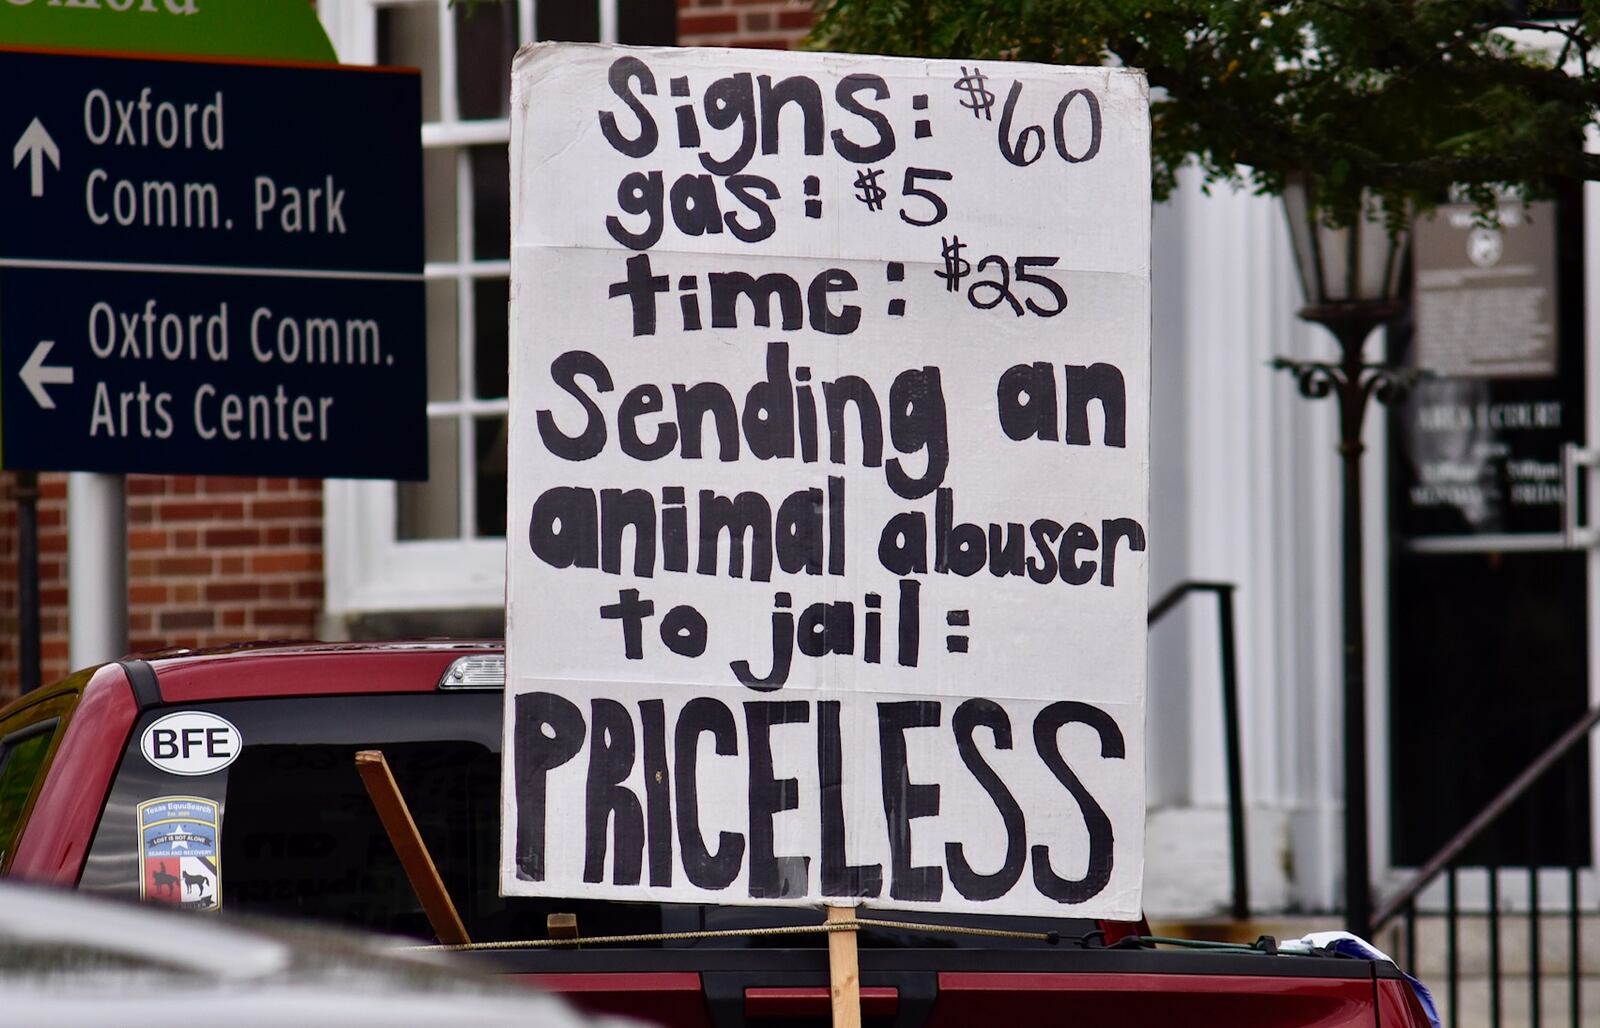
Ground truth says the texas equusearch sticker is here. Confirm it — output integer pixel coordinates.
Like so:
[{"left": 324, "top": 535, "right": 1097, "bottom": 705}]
[{"left": 137, "top": 796, "right": 221, "bottom": 911}]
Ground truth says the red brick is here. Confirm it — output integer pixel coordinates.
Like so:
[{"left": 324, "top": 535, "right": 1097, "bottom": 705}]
[
  {"left": 204, "top": 527, "right": 260, "bottom": 548},
  {"left": 206, "top": 581, "right": 262, "bottom": 603},
  {"left": 174, "top": 583, "right": 200, "bottom": 604},
  {"left": 744, "top": 12, "right": 771, "bottom": 30},
  {"left": 220, "top": 555, "right": 246, "bottom": 574},
  {"left": 129, "top": 584, "right": 168, "bottom": 605},
  {"left": 201, "top": 476, "right": 260, "bottom": 494},
  {"left": 251, "top": 498, "right": 321, "bottom": 520},
  {"left": 680, "top": 12, "right": 737, "bottom": 33},
  {"left": 251, "top": 551, "right": 319, "bottom": 574},
  {"left": 777, "top": 10, "right": 811, "bottom": 29},
  {"left": 253, "top": 607, "right": 317, "bottom": 629},
  {"left": 161, "top": 609, "right": 216, "bottom": 631},
  {"left": 174, "top": 529, "right": 199, "bottom": 548},
  {"left": 159, "top": 500, "right": 245, "bottom": 521},
  {"left": 155, "top": 555, "right": 213, "bottom": 576},
  {"left": 129, "top": 530, "right": 168, "bottom": 551},
  {"left": 128, "top": 477, "right": 168, "bottom": 497},
  {"left": 221, "top": 609, "right": 247, "bottom": 628},
  {"left": 171, "top": 477, "right": 198, "bottom": 495}
]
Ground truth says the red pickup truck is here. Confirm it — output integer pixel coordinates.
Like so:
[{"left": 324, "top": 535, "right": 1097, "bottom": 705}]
[{"left": 0, "top": 641, "right": 1433, "bottom": 1026}]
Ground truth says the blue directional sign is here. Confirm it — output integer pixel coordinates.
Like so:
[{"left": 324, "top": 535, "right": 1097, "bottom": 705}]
[{"left": 0, "top": 48, "right": 425, "bottom": 479}]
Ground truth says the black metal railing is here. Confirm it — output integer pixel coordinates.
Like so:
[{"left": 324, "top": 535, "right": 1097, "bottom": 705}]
[
  {"left": 1373, "top": 704, "right": 1600, "bottom": 1028},
  {"left": 1147, "top": 580, "right": 1247, "bottom": 920}
]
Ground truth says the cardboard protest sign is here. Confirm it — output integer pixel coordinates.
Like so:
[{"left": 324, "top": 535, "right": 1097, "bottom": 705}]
[{"left": 503, "top": 43, "right": 1149, "bottom": 919}]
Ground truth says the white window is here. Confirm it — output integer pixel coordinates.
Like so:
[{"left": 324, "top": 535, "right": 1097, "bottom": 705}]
[{"left": 319, "top": 0, "right": 672, "bottom": 617}]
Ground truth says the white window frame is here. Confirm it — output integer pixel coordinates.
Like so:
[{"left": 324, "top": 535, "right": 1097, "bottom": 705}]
[{"left": 320, "top": 0, "right": 618, "bottom": 614}]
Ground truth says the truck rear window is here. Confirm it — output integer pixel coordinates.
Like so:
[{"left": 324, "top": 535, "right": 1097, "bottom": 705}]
[
  {"left": 79, "top": 691, "right": 1096, "bottom": 948},
  {"left": 78, "top": 693, "right": 662, "bottom": 942}
]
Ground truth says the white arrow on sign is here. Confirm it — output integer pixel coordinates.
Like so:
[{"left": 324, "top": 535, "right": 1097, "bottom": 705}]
[
  {"left": 20, "top": 340, "right": 73, "bottom": 409},
  {"left": 12, "top": 118, "right": 59, "bottom": 197}
]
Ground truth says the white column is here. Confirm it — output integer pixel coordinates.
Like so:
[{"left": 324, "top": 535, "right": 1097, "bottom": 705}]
[
  {"left": 1143, "top": 171, "right": 1345, "bottom": 916},
  {"left": 68, "top": 472, "right": 127, "bottom": 669}
]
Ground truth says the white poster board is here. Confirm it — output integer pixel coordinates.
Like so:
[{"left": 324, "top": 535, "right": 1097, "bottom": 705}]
[{"left": 504, "top": 43, "right": 1149, "bottom": 920}]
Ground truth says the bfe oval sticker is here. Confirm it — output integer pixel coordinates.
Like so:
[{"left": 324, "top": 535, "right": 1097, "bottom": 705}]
[{"left": 140, "top": 711, "right": 242, "bottom": 776}]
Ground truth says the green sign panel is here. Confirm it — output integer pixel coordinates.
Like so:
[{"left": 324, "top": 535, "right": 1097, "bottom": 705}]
[{"left": 2, "top": 0, "right": 336, "bottom": 63}]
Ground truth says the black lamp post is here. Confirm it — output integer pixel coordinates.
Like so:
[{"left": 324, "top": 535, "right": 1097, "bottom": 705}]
[{"left": 1272, "top": 174, "right": 1420, "bottom": 937}]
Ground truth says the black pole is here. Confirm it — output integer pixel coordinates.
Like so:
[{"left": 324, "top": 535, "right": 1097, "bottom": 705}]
[
  {"left": 1333, "top": 318, "right": 1372, "bottom": 939},
  {"left": 1274, "top": 303, "right": 1414, "bottom": 937},
  {"left": 1216, "top": 584, "right": 1250, "bottom": 921},
  {"left": 17, "top": 470, "right": 41, "bottom": 694}
]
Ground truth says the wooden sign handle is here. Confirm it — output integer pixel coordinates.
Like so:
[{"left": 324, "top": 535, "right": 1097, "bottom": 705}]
[
  {"left": 355, "top": 749, "right": 472, "bottom": 946},
  {"left": 826, "top": 905, "right": 861, "bottom": 1028}
]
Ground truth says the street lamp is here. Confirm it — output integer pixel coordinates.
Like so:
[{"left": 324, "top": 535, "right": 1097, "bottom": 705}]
[{"left": 1273, "top": 173, "right": 1420, "bottom": 936}]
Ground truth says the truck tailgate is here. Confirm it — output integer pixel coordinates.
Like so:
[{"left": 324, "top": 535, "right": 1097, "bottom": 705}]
[{"left": 478, "top": 946, "right": 1432, "bottom": 1027}]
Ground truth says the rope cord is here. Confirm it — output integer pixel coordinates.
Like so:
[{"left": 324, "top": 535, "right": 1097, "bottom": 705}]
[{"left": 410, "top": 915, "right": 1076, "bottom": 953}]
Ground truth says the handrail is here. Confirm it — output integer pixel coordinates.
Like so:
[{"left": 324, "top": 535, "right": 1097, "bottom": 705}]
[
  {"left": 1147, "top": 580, "right": 1248, "bottom": 920},
  {"left": 1147, "top": 579, "right": 1237, "bottom": 624},
  {"left": 1371, "top": 702, "right": 1600, "bottom": 932}
]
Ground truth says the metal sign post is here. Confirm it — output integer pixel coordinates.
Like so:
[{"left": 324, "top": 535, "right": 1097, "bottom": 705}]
[{"left": 66, "top": 472, "right": 126, "bottom": 671}]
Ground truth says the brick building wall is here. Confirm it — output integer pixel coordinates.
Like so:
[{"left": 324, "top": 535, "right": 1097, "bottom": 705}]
[
  {"left": 0, "top": 474, "right": 323, "bottom": 700},
  {"left": 0, "top": 3, "right": 814, "bottom": 702},
  {"left": 0, "top": 474, "right": 68, "bottom": 693},
  {"left": 678, "top": 0, "right": 813, "bottom": 49},
  {"left": 124, "top": 477, "right": 324, "bottom": 654}
]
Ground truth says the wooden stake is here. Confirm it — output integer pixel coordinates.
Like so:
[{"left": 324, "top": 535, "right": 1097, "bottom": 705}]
[
  {"left": 354, "top": 749, "right": 471, "bottom": 946},
  {"left": 826, "top": 905, "right": 861, "bottom": 1028}
]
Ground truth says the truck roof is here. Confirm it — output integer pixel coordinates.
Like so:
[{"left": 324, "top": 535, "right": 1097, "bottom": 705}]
[{"left": 4, "top": 640, "right": 505, "bottom": 715}]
